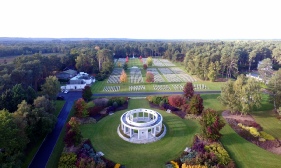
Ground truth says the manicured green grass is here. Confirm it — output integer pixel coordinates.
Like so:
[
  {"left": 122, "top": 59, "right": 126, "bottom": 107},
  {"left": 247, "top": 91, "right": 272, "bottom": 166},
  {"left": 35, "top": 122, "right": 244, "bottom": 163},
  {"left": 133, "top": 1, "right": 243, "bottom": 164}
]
[
  {"left": 80, "top": 99, "right": 200, "bottom": 168},
  {"left": 220, "top": 124, "right": 281, "bottom": 168},
  {"left": 46, "top": 107, "right": 75, "bottom": 168},
  {"left": 201, "top": 94, "right": 225, "bottom": 112},
  {"left": 55, "top": 100, "right": 66, "bottom": 117},
  {"left": 251, "top": 110, "right": 281, "bottom": 139},
  {"left": 91, "top": 80, "right": 223, "bottom": 93},
  {"left": 249, "top": 94, "right": 281, "bottom": 138}
]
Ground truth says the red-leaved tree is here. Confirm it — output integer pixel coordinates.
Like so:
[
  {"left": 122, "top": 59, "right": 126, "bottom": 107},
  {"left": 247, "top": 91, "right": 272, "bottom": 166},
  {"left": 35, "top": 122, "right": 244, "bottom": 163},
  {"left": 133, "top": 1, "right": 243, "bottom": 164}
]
[
  {"left": 143, "top": 64, "right": 148, "bottom": 70},
  {"left": 183, "top": 82, "right": 194, "bottom": 99},
  {"left": 168, "top": 95, "right": 185, "bottom": 108},
  {"left": 188, "top": 94, "right": 204, "bottom": 115},
  {"left": 146, "top": 71, "right": 154, "bottom": 83}
]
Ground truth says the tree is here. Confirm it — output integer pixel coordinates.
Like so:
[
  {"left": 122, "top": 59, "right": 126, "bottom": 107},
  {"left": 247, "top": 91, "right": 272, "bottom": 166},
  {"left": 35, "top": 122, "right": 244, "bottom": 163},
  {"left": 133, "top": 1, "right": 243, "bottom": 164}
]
[
  {"left": 248, "top": 50, "right": 257, "bottom": 72},
  {"left": 146, "top": 56, "right": 153, "bottom": 66},
  {"left": 82, "top": 86, "right": 92, "bottom": 102},
  {"left": 0, "top": 109, "right": 29, "bottom": 167},
  {"left": 64, "top": 117, "right": 82, "bottom": 147},
  {"left": 218, "top": 75, "right": 261, "bottom": 114},
  {"left": 183, "top": 82, "right": 194, "bottom": 99},
  {"left": 267, "top": 69, "right": 281, "bottom": 111},
  {"left": 146, "top": 71, "right": 154, "bottom": 83},
  {"left": 258, "top": 58, "right": 273, "bottom": 82},
  {"left": 41, "top": 76, "right": 61, "bottom": 100},
  {"left": 207, "top": 62, "right": 216, "bottom": 82},
  {"left": 75, "top": 53, "right": 94, "bottom": 73},
  {"left": 200, "top": 108, "right": 225, "bottom": 141},
  {"left": 168, "top": 95, "right": 185, "bottom": 108},
  {"left": 123, "top": 62, "right": 128, "bottom": 70},
  {"left": 143, "top": 64, "right": 148, "bottom": 70},
  {"left": 272, "top": 45, "right": 281, "bottom": 64},
  {"left": 188, "top": 94, "right": 204, "bottom": 115},
  {"left": 218, "top": 80, "right": 239, "bottom": 113},
  {"left": 33, "top": 96, "right": 55, "bottom": 114},
  {"left": 74, "top": 98, "right": 88, "bottom": 117},
  {"left": 119, "top": 70, "right": 128, "bottom": 83}
]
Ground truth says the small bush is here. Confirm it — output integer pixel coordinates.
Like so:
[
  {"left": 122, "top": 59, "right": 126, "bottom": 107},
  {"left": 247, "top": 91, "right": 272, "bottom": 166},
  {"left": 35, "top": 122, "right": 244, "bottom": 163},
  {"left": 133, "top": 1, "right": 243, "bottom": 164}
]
[
  {"left": 260, "top": 131, "right": 275, "bottom": 140},
  {"left": 114, "top": 163, "right": 121, "bottom": 168},
  {"left": 94, "top": 98, "right": 109, "bottom": 107},
  {"left": 58, "top": 153, "right": 77, "bottom": 168},
  {"left": 88, "top": 106, "right": 104, "bottom": 117},
  {"left": 108, "top": 97, "right": 127, "bottom": 106},
  {"left": 204, "top": 143, "right": 231, "bottom": 166}
]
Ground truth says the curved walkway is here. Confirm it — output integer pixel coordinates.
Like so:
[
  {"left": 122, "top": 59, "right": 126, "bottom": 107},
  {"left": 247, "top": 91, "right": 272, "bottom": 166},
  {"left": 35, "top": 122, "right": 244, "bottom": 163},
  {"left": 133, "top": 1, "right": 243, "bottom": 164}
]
[{"left": 28, "top": 90, "right": 220, "bottom": 168}]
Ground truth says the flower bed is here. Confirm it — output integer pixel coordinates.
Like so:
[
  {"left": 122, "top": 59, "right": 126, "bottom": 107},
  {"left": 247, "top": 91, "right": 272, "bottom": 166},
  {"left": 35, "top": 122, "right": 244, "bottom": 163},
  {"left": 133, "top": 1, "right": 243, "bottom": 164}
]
[
  {"left": 58, "top": 139, "right": 123, "bottom": 168},
  {"left": 166, "top": 135, "right": 235, "bottom": 168},
  {"left": 224, "top": 112, "right": 281, "bottom": 153}
]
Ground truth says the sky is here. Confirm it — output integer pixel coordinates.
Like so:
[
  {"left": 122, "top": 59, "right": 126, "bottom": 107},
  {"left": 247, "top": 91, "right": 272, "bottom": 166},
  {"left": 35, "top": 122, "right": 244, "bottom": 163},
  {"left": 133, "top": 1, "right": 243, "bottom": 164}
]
[{"left": 0, "top": 0, "right": 280, "bottom": 39}]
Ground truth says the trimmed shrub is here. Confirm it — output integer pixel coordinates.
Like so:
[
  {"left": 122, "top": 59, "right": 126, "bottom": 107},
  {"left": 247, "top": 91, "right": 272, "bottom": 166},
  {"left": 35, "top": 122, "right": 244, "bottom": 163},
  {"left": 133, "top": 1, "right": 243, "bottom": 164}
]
[
  {"left": 93, "top": 98, "right": 109, "bottom": 107},
  {"left": 108, "top": 97, "right": 127, "bottom": 106},
  {"left": 88, "top": 106, "right": 104, "bottom": 117},
  {"left": 260, "top": 131, "right": 275, "bottom": 140},
  {"left": 204, "top": 143, "right": 231, "bottom": 166},
  {"left": 58, "top": 153, "right": 77, "bottom": 168}
]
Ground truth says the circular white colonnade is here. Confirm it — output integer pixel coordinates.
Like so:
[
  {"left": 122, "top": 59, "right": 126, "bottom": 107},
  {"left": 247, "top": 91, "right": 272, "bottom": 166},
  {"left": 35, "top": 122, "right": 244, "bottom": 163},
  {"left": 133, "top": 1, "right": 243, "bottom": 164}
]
[{"left": 117, "top": 108, "right": 166, "bottom": 144}]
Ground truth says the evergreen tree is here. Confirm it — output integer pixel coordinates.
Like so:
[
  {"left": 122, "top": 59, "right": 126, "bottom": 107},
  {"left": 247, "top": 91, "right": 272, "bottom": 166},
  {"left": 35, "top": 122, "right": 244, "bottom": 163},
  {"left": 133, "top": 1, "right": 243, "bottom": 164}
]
[{"left": 82, "top": 86, "right": 92, "bottom": 102}]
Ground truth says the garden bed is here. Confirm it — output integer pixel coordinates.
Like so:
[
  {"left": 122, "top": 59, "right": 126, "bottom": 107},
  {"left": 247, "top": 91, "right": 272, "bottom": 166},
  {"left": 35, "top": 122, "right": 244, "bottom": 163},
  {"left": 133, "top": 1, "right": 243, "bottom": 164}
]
[
  {"left": 166, "top": 135, "right": 235, "bottom": 168},
  {"left": 222, "top": 111, "right": 281, "bottom": 155}
]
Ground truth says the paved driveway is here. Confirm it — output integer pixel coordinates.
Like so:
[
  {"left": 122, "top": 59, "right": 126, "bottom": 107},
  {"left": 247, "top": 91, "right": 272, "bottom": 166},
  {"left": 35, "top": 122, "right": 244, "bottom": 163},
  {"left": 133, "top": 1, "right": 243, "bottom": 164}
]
[{"left": 29, "top": 91, "right": 81, "bottom": 168}]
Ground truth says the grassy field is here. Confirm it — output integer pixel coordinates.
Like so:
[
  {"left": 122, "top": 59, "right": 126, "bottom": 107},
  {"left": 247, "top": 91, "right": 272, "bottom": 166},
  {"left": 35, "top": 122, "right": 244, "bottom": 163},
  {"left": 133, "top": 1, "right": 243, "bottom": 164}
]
[
  {"left": 22, "top": 100, "right": 66, "bottom": 168},
  {"left": 80, "top": 99, "right": 200, "bottom": 168}
]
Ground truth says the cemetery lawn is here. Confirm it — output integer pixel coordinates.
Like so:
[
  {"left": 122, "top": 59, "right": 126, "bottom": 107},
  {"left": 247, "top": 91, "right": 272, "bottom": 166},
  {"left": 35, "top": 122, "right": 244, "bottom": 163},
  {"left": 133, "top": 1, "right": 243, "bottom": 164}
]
[
  {"left": 80, "top": 99, "right": 200, "bottom": 168},
  {"left": 91, "top": 80, "right": 223, "bottom": 93}
]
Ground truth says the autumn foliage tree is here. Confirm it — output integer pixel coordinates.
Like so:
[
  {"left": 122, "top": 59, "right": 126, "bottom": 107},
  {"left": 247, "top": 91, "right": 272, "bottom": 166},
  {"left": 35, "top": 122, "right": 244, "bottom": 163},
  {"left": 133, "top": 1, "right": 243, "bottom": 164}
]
[
  {"left": 146, "top": 56, "right": 153, "bottom": 66},
  {"left": 74, "top": 98, "right": 88, "bottom": 117},
  {"left": 168, "top": 95, "right": 185, "bottom": 108},
  {"left": 64, "top": 117, "right": 82, "bottom": 147},
  {"left": 146, "top": 71, "right": 154, "bottom": 83},
  {"left": 120, "top": 70, "right": 127, "bottom": 83},
  {"left": 143, "top": 64, "right": 148, "bottom": 70},
  {"left": 200, "top": 108, "right": 225, "bottom": 141},
  {"left": 183, "top": 82, "right": 194, "bottom": 99},
  {"left": 188, "top": 94, "right": 204, "bottom": 115}
]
